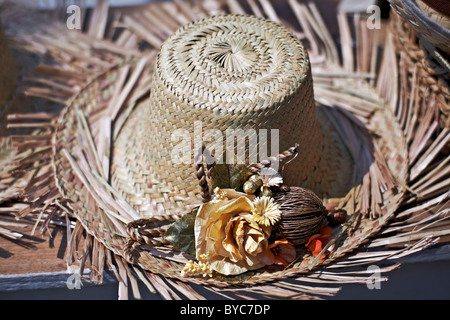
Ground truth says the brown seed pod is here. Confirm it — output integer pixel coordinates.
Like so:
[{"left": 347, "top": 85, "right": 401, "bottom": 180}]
[
  {"left": 327, "top": 209, "right": 348, "bottom": 226},
  {"left": 273, "top": 186, "right": 326, "bottom": 245}
]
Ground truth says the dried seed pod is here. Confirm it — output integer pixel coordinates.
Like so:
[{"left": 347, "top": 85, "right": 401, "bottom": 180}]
[
  {"left": 243, "top": 175, "right": 263, "bottom": 194},
  {"left": 274, "top": 186, "right": 326, "bottom": 245},
  {"left": 327, "top": 209, "right": 348, "bottom": 226},
  {"left": 260, "top": 186, "right": 273, "bottom": 197}
]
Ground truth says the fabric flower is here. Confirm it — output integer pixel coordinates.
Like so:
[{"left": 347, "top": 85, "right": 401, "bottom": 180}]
[
  {"left": 305, "top": 226, "right": 333, "bottom": 260},
  {"left": 252, "top": 196, "right": 282, "bottom": 227},
  {"left": 194, "top": 189, "right": 270, "bottom": 275}
]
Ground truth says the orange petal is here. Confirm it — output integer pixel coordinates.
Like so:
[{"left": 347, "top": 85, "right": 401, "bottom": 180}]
[
  {"left": 259, "top": 239, "right": 296, "bottom": 267},
  {"left": 257, "top": 248, "right": 277, "bottom": 266},
  {"left": 269, "top": 238, "right": 290, "bottom": 248},
  {"left": 312, "top": 239, "right": 323, "bottom": 256},
  {"left": 320, "top": 226, "right": 332, "bottom": 237},
  {"left": 275, "top": 243, "right": 296, "bottom": 267},
  {"left": 305, "top": 234, "right": 320, "bottom": 247},
  {"left": 305, "top": 226, "right": 334, "bottom": 260}
]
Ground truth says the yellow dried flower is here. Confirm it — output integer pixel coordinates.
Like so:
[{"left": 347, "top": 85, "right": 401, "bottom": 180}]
[
  {"left": 212, "top": 187, "right": 227, "bottom": 201},
  {"left": 181, "top": 258, "right": 213, "bottom": 278},
  {"left": 195, "top": 196, "right": 270, "bottom": 275},
  {"left": 252, "top": 196, "right": 282, "bottom": 227}
]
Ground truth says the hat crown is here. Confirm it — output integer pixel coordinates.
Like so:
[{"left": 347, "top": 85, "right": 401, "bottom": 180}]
[
  {"left": 207, "top": 39, "right": 257, "bottom": 73},
  {"left": 113, "top": 15, "right": 325, "bottom": 216},
  {"left": 154, "top": 14, "right": 311, "bottom": 113}
]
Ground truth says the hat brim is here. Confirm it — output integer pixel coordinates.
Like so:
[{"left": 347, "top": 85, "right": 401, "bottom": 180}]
[{"left": 2, "top": 0, "right": 449, "bottom": 298}]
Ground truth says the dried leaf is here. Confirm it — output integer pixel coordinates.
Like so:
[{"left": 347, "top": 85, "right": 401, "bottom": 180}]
[
  {"left": 164, "top": 208, "right": 197, "bottom": 257},
  {"left": 209, "top": 163, "right": 253, "bottom": 192}
]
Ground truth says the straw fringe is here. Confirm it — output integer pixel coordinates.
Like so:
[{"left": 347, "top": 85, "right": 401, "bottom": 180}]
[{"left": 0, "top": 0, "right": 449, "bottom": 299}]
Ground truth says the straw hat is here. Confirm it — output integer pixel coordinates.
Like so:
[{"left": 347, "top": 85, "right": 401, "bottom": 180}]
[
  {"left": 1, "top": 0, "right": 449, "bottom": 299},
  {"left": 110, "top": 14, "right": 352, "bottom": 217},
  {"left": 49, "top": 12, "right": 407, "bottom": 285}
]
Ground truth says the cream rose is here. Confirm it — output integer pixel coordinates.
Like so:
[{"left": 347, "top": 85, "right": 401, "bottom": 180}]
[{"left": 194, "top": 190, "right": 272, "bottom": 275}]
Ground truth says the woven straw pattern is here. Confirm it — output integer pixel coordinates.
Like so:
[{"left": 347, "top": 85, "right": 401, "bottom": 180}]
[
  {"left": 53, "top": 61, "right": 137, "bottom": 257},
  {"left": 111, "top": 15, "right": 333, "bottom": 219}
]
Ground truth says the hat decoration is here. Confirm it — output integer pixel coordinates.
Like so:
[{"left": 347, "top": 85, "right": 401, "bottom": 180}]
[{"left": 165, "top": 145, "right": 333, "bottom": 277}]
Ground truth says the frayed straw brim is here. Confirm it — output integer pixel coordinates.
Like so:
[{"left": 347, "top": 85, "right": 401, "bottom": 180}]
[{"left": 1, "top": 0, "right": 449, "bottom": 299}]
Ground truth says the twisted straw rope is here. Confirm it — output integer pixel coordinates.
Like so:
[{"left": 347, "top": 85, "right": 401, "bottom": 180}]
[
  {"left": 194, "top": 146, "right": 215, "bottom": 202},
  {"left": 248, "top": 144, "right": 299, "bottom": 174}
]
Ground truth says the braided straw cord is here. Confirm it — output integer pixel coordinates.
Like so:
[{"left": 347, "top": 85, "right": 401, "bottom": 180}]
[{"left": 194, "top": 146, "right": 215, "bottom": 202}]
